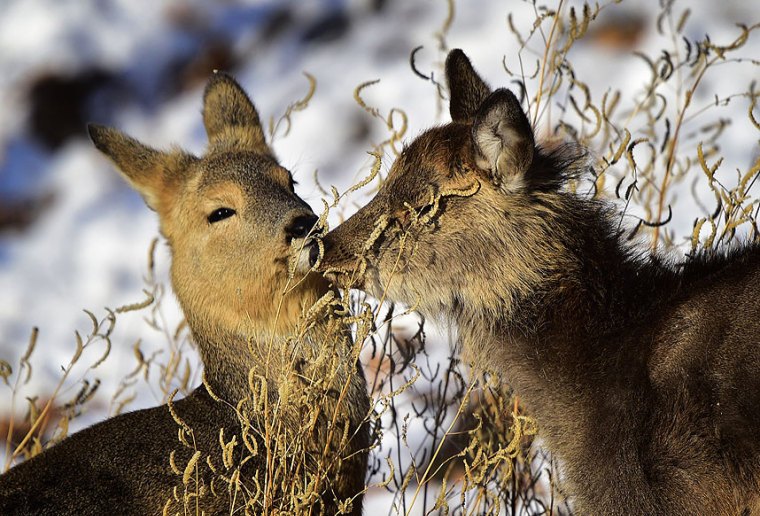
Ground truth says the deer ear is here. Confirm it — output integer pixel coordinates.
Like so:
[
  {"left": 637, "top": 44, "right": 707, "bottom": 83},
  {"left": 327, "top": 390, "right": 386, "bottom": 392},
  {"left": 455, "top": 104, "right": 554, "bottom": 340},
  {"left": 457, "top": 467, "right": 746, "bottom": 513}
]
[
  {"left": 202, "top": 72, "right": 269, "bottom": 153},
  {"left": 472, "top": 89, "right": 535, "bottom": 189},
  {"left": 88, "top": 124, "right": 190, "bottom": 211},
  {"left": 446, "top": 49, "right": 492, "bottom": 123}
]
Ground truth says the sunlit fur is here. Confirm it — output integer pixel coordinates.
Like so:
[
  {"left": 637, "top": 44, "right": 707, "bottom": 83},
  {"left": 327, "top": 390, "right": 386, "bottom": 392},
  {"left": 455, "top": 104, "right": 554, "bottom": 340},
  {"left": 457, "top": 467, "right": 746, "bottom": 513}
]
[
  {"left": 317, "top": 50, "right": 760, "bottom": 515},
  {"left": 0, "top": 73, "right": 369, "bottom": 514}
]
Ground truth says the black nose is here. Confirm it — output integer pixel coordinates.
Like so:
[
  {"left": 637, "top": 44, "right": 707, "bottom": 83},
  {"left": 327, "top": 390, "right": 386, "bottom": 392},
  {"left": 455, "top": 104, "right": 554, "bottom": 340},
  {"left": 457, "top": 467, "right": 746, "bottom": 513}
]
[
  {"left": 309, "top": 238, "right": 330, "bottom": 267},
  {"left": 286, "top": 214, "right": 319, "bottom": 240}
]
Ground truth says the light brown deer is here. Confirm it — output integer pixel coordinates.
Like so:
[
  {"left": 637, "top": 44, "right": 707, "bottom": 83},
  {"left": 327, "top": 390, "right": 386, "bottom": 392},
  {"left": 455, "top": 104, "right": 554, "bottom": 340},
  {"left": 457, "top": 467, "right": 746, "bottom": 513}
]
[
  {"left": 313, "top": 49, "right": 760, "bottom": 515},
  {"left": 0, "top": 73, "right": 369, "bottom": 515}
]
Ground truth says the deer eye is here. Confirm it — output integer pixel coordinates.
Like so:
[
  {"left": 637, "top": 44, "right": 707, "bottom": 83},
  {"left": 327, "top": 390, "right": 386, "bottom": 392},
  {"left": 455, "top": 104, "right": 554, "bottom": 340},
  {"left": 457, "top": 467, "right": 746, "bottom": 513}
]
[
  {"left": 207, "top": 207, "right": 236, "bottom": 223},
  {"left": 417, "top": 203, "right": 434, "bottom": 218}
]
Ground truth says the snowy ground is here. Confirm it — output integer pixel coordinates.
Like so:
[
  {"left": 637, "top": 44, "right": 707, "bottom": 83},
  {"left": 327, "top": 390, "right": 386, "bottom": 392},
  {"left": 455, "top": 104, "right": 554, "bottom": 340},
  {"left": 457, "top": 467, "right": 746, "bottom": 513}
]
[{"left": 0, "top": 0, "right": 758, "bottom": 512}]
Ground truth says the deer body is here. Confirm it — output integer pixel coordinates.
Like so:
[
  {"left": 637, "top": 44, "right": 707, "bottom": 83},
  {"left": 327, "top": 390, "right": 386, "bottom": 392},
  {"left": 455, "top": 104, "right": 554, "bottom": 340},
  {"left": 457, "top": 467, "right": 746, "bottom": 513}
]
[
  {"left": 455, "top": 203, "right": 760, "bottom": 514},
  {"left": 0, "top": 387, "right": 227, "bottom": 514},
  {"left": 0, "top": 74, "right": 369, "bottom": 515},
  {"left": 315, "top": 50, "right": 760, "bottom": 514}
]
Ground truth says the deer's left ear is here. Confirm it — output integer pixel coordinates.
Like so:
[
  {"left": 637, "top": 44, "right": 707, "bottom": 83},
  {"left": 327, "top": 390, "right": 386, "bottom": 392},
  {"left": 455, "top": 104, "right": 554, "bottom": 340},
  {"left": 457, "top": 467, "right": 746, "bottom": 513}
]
[
  {"left": 446, "top": 49, "right": 492, "bottom": 123},
  {"left": 472, "top": 88, "right": 535, "bottom": 189},
  {"left": 202, "top": 72, "right": 270, "bottom": 154},
  {"left": 88, "top": 124, "right": 194, "bottom": 211}
]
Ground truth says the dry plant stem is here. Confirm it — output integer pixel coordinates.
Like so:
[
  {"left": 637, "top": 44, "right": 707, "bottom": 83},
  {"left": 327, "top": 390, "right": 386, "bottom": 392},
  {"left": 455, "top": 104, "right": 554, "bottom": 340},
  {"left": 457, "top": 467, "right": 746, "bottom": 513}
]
[
  {"left": 262, "top": 72, "right": 322, "bottom": 377},
  {"left": 11, "top": 372, "right": 68, "bottom": 462},
  {"left": 5, "top": 320, "right": 112, "bottom": 469},
  {"left": 653, "top": 23, "right": 760, "bottom": 248},
  {"left": 532, "top": 0, "right": 564, "bottom": 128},
  {"left": 2, "top": 328, "right": 37, "bottom": 471},
  {"left": 652, "top": 57, "right": 708, "bottom": 248},
  {"left": 313, "top": 342, "right": 367, "bottom": 512},
  {"left": 405, "top": 380, "right": 477, "bottom": 516},
  {"left": 261, "top": 245, "right": 359, "bottom": 512},
  {"left": 434, "top": 0, "right": 455, "bottom": 53},
  {"left": 268, "top": 72, "right": 317, "bottom": 142}
]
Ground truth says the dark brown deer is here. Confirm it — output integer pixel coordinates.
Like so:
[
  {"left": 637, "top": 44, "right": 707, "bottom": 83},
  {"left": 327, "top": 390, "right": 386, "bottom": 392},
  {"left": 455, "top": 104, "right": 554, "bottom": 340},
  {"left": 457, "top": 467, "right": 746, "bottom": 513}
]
[
  {"left": 313, "top": 49, "right": 760, "bottom": 515},
  {"left": 0, "top": 73, "right": 369, "bottom": 515}
]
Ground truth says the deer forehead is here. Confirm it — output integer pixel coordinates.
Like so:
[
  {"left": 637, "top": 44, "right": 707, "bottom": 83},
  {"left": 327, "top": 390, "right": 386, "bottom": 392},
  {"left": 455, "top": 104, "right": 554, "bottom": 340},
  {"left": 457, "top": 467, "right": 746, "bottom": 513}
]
[
  {"left": 403, "top": 124, "right": 474, "bottom": 165},
  {"left": 197, "top": 152, "right": 290, "bottom": 190},
  {"left": 178, "top": 155, "right": 288, "bottom": 206},
  {"left": 195, "top": 180, "right": 246, "bottom": 210},
  {"left": 386, "top": 127, "right": 479, "bottom": 198}
]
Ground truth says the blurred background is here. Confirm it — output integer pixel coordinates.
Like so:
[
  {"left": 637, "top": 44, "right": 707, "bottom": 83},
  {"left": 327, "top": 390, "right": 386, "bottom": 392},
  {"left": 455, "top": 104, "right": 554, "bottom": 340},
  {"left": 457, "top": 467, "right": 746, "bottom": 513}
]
[{"left": 1, "top": 0, "right": 758, "bottom": 512}]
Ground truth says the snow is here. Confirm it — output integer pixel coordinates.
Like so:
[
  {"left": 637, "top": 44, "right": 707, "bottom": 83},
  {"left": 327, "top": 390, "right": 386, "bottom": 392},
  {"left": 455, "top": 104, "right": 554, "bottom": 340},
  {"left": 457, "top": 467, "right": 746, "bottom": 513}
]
[{"left": 0, "top": 0, "right": 758, "bottom": 510}]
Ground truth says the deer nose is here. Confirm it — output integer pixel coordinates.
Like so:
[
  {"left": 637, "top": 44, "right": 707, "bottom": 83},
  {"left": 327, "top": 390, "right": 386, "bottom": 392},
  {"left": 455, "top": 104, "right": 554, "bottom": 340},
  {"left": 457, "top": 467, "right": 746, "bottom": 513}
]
[
  {"left": 285, "top": 214, "right": 319, "bottom": 240},
  {"left": 309, "top": 237, "right": 330, "bottom": 268}
]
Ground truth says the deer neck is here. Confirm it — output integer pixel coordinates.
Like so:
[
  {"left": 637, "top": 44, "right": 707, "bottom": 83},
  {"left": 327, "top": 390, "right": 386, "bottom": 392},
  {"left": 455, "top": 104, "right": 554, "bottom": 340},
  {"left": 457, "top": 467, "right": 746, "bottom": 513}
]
[
  {"left": 455, "top": 197, "right": 668, "bottom": 439},
  {"left": 183, "top": 276, "right": 358, "bottom": 407}
]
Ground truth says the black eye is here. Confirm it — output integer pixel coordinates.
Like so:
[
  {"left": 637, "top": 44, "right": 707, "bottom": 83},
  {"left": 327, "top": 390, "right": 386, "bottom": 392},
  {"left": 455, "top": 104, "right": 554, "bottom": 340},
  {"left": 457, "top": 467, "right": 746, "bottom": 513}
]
[{"left": 207, "top": 207, "right": 236, "bottom": 223}]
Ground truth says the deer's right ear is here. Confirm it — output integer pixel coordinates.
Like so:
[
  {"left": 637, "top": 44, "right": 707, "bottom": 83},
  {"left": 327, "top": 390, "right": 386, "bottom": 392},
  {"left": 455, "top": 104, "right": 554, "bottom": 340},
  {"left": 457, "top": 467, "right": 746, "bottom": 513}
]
[
  {"left": 446, "top": 49, "right": 492, "bottom": 123},
  {"left": 88, "top": 124, "right": 187, "bottom": 211},
  {"left": 472, "top": 89, "right": 535, "bottom": 190},
  {"left": 202, "top": 72, "right": 269, "bottom": 153}
]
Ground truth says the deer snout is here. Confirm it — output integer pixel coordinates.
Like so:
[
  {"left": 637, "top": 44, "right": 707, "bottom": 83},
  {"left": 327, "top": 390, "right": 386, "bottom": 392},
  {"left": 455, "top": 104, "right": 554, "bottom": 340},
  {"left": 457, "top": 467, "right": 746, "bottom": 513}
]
[
  {"left": 310, "top": 235, "right": 367, "bottom": 290},
  {"left": 285, "top": 214, "right": 319, "bottom": 240}
]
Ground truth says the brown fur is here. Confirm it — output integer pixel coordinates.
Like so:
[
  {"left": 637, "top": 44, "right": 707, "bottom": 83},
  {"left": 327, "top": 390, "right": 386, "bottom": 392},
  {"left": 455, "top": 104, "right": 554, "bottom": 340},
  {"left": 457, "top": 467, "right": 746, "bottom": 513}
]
[
  {"left": 0, "top": 73, "right": 369, "bottom": 515},
  {"left": 314, "top": 50, "right": 760, "bottom": 515}
]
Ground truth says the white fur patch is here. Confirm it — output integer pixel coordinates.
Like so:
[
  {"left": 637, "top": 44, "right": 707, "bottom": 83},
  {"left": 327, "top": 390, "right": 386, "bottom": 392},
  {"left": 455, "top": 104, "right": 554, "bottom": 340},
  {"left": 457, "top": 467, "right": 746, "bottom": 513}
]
[
  {"left": 475, "top": 122, "right": 526, "bottom": 192},
  {"left": 292, "top": 238, "right": 315, "bottom": 275},
  {"left": 475, "top": 123, "right": 504, "bottom": 171}
]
